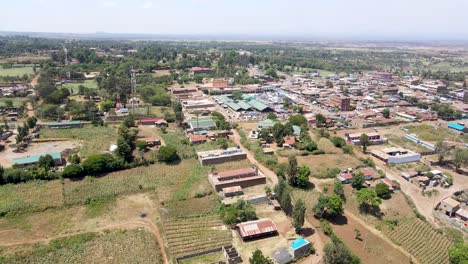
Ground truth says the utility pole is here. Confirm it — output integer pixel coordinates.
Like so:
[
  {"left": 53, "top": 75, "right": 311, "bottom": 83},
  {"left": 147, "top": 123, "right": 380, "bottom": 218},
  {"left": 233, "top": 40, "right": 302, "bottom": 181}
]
[
  {"left": 62, "top": 44, "right": 71, "bottom": 80},
  {"left": 130, "top": 66, "right": 137, "bottom": 113}
]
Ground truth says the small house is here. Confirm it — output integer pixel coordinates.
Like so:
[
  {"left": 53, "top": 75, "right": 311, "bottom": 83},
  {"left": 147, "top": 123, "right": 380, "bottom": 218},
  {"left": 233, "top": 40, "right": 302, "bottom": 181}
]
[
  {"left": 188, "top": 134, "right": 208, "bottom": 144},
  {"left": 439, "top": 197, "right": 461, "bottom": 217},
  {"left": 235, "top": 218, "right": 278, "bottom": 241},
  {"left": 289, "top": 238, "right": 311, "bottom": 259},
  {"left": 12, "top": 152, "right": 63, "bottom": 168},
  {"left": 222, "top": 186, "right": 243, "bottom": 197}
]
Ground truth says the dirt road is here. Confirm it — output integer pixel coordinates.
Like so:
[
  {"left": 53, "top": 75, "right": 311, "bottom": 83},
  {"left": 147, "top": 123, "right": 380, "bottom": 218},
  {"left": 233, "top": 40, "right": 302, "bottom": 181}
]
[{"left": 0, "top": 219, "right": 169, "bottom": 264}]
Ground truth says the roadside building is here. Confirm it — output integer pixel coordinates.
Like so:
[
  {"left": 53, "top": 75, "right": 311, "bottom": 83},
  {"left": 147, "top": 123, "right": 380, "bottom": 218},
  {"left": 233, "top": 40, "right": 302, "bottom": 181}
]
[
  {"left": 438, "top": 197, "right": 461, "bottom": 217},
  {"left": 345, "top": 132, "right": 385, "bottom": 145},
  {"left": 209, "top": 167, "right": 266, "bottom": 192},
  {"left": 197, "top": 148, "right": 246, "bottom": 165},
  {"left": 370, "top": 147, "right": 421, "bottom": 164},
  {"left": 12, "top": 152, "right": 63, "bottom": 168},
  {"left": 139, "top": 118, "right": 168, "bottom": 127},
  {"left": 235, "top": 218, "right": 278, "bottom": 241}
]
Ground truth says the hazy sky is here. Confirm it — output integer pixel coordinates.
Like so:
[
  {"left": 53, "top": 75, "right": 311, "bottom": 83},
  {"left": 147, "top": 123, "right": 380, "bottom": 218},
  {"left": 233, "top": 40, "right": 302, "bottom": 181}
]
[{"left": 2, "top": 0, "right": 468, "bottom": 40}]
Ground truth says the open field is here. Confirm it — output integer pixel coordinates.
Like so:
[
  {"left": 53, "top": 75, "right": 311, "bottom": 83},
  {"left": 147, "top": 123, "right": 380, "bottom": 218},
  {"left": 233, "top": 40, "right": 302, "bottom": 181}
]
[
  {"left": 149, "top": 106, "right": 175, "bottom": 117},
  {"left": 297, "top": 154, "right": 363, "bottom": 178},
  {"left": 0, "top": 66, "right": 34, "bottom": 77},
  {"left": 62, "top": 80, "right": 98, "bottom": 94},
  {"left": 383, "top": 218, "right": 453, "bottom": 264},
  {"left": 0, "top": 229, "right": 162, "bottom": 264},
  {"left": 179, "top": 252, "right": 225, "bottom": 264},
  {"left": 405, "top": 124, "right": 468, "bottom": 143},
  {"left": 0, "top": 56, "right": 49, "bottom": 64},
  {"left": 163, "top": 215, "right": 231, "bottom": 259},
  {"left": 0, "top": 97, "right": 28, "bottom": 107},
  {"left": 39, "top": 125, "right": 117, "bottom": 158}
]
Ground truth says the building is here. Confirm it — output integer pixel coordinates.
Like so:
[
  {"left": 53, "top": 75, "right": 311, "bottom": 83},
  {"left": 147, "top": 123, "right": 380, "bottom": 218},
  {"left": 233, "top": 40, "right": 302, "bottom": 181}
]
[
  {"left": 289, "top": 238, "right": 311, "bottom": 259},
  {"left": 345, "top": 132, "right": 385, "bottom": 145},
  {"left": 43, "top": 121, "right": 82, "bottom": 129},
  {"left": 370, "top": 147, "right": 421, "bottom": 164},
  {"left": 328, "top": 97, "right": 351, "bottom": 111},
  {"left": 256, "top": 119, "right": 278, "bottom": 130},
  {"left": 139, "top": 118, "right": 168, "bottom": 127},
  {"left": 222, "top": 186, "right": 243, "bottom": 197},
  {"left": 12, "top": 152, "right": 62, "bottom": 168},
  {"left": 197, "top": 148, "right": 247, "bottom": 165},
  {"left": 191, "top": 67, "right": 212, "bottom": 74},
  {"left": 381, "top": 178, "right": 398, "bottom": 191},
  {"left": 448, "top": 123, "right": 468, "bottom": 133},
  {"left": 455, "top": 208, "right": 468, "bottom": 221},
  {"left": 235, "top": 218, "right": 278, "bottom": 241},
  {"left": 188, "top": 118, "right": 217, "bottom": 131},
  {"left": 208, "top": 167, "right": 266, "bottom": 192},
  {"left": 182, "top": 99, "right": 216, "bottom": 110},
  {"left": 140, "top": 137, "right": 161, "bottom": 147},
  {"left": 438, "top": 197, "right": 461, "bottom": 217},
  {"left": 188, "top": 134, "right": 208, "bottom": 144},
  {"left": 372, "top": 72, "right": 393, "bottom": 81}
]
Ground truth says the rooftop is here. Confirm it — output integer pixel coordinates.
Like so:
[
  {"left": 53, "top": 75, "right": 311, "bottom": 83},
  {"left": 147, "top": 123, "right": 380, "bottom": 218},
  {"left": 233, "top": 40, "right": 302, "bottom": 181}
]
[
  {"left": 290, "top": 237, "right": 310, "bottom": 250},
  {"left": 236, "top": 218, "right": 277, "bottom": 238},
  {"left": 12, "top": 152, "right": 61, "bottom": 165}
]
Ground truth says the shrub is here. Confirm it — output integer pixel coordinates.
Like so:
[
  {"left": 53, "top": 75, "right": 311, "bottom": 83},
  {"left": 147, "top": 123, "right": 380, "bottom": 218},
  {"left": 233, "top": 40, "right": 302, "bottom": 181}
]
[
  {"left": 81, "top": 154, "right": 124, "bottom": 176},
  {"left": 158, "top": 146, "right": 179, "bottom": 163},
  {"left": 62, "top": 164, "right": 83, "bottom": 178}
]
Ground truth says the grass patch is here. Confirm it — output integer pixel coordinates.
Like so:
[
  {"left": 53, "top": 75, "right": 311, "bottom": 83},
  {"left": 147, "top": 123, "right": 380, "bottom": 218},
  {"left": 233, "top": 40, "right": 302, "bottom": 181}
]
[
  {"left": 0, "top": 97, "right": 28, "bottom": 107},
  {"left": 84, "top": 196, "right": 117, "bottom": 218},
  {"left": 0, "top": 229, "right": 162, "bottom": 264},
  {"left": 406, "top": 124, "right": 468, "bottom": 143},
  {"left": 296, "top": 154, "right": 362, "bottom": 178},
  {"left": 40, "top": 125, "right": 118, "bottom": 158},
  {"left": 0, "top": 66, "right": 34, "bottom": 77},
  {"left": 179, "top": 252, "right": 225, "bottom": 264},
  {"left": 62, "top": 80, "right": 98, "bottom": 95}
]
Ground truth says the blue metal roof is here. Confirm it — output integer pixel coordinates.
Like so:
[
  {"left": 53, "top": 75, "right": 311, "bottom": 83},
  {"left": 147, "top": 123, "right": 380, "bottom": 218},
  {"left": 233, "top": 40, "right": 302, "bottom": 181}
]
[
  {"left": 12, "top": 152, "right": 61, "bottom": 165},
  {"left": 290, "top": 237, "right": 309, "bottom": 250},
  {"left": 46, "top": 121, "right": 81, "bottom": 126},
  {"left": 448, "top": 123, "right": 465, "bottom": 131}
]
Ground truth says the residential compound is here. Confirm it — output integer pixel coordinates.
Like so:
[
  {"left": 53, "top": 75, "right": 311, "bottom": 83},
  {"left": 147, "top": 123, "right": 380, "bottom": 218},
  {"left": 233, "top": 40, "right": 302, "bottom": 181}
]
[
  {"left": 197, "top": 148, "right": 247, "bottom": 165},
  {"left": 371, "top": 147, "right": 421, "bottom": 164}
]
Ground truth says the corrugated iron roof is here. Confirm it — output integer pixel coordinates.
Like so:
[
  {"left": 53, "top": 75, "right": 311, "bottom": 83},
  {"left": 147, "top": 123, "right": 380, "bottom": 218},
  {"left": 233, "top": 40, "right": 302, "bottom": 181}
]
[{"left": 236, "top": 218, "right": 277, "bottom": 238}]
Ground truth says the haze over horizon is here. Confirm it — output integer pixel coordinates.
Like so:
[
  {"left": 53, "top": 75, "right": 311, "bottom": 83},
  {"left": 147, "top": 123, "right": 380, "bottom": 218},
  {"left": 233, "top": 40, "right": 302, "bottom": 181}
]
[{"left": 2, "top": 0, "right": 468, "bottom": 41}]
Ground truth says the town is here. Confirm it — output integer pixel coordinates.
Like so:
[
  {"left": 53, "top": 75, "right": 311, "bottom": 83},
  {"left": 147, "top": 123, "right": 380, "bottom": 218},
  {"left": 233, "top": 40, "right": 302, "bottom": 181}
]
[{"left": 0, "top": 34, "right": 467, "bottom": 264}]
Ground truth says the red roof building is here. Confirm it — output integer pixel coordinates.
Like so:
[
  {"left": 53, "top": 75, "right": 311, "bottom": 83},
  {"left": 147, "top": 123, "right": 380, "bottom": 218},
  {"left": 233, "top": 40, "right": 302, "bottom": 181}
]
[
  {"left": 235, "top": 218, "right": 278, "bottom": 241},
  {"left": 188, "top": 134, "right": 208, "bottom": 144}
]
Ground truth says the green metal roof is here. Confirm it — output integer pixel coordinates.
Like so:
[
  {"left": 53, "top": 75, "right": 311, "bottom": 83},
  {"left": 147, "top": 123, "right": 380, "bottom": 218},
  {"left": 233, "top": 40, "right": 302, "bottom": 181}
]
[
  {"left": 226, "top": 102, "right": 241, "bottom": 111},
  {"left": 248, "top": 100, "right": 269, "bottom": 111},
  {"left": 188, "top": 118, "right": 217, "bottom": 129},
  {"left": 293, "top": 125, "right": 302, "bottom": 136},
  {"left": 257, "top": 119, "right": 278, "bottom": 129},
  {"left": 12, "top": 152, "right": 61, "bottom": 165},
  {"left": 236, "top": 101, "right": 252, "bottom": 110}
]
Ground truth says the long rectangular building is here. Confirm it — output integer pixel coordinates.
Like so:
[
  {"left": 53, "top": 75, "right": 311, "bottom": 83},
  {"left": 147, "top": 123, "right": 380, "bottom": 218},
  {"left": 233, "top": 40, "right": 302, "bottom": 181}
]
[
  {"left": 197, "top": 147, "right": 247, "bottom": 165},
  {"left": 370, "top": 147, "right": 420, "bottom": 164},
  {"left": 208, "top": 167, "right": 266, "bottom": 192},
  {"left": 235, "top": 218, "right": 278, "bottom": 241}
]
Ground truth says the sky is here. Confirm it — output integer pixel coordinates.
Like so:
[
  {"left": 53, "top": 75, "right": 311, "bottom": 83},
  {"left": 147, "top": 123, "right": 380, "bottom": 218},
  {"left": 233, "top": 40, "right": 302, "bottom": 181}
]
[{"left": 2, "top": 0, "right": 468, "bottom": 40}]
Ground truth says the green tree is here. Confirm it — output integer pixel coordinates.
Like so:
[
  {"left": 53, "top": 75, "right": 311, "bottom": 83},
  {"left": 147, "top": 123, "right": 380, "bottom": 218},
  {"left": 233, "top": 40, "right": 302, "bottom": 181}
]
[
  {"left": 360, "top": 134, "right": 369, "bottom": 153},
  {"left": 331, "top": 137, "right": 346, "bottom": 148},
  {"left": 158, "top": 146, "right": 179, "bottom": 163},
  {"left": 315, "top": 114, "right": 326, "bottom": 127},
  {"left": 313, "top": 194, "right": 329, "bottom": 219},
  {"left": 216, "top": 137, "right": 229, "bottom": 149},
  {"left": 288, "top": 114, "right": 307, "bottom": 127},
  {"left": 356, "top": 188, "right": 382, "bottom": 213},
  {"left": 324, "top": 242, "right": 360, "bottom": 264},
  {"left": 448, "top": 243, "right": 468, "bottom": 264},
  {"left": 135, "top": 140, "right": 148, "bottom": 151},
  {"left": 62, "top": 164, "right": 83, "bottom": 178},
  {"left": 382, "top": 108, "right": 390, "bottom": 118},
  {"left": 267, "top": 112, "right": 277, "bottom": 120},
  {"left": 69, "top": 154, "right": 81, "bottom": 164},
  {"left": 115, "top": 137, "right": 132, "bottom": 162},
  {"left": 327, "top": 194, "right": 344, "bottom": 217},
  {"left": 375, "top": 182, "right": 391, "bottom": 199},
  {"left": 292, "top": 199, "right": 306, "bottom": 234},
  {"left": 452, "top": 148, "right": 468, "bottom": 171},
  {"left": 333, "top": 180, "right": 345, "bottom": 200},
  {"left": 26, "top": 116, "right": 37, "bottom": 129},
  {"left": 220, "top": 199, "right": 257, "bottom": 226},
  {"left": 287, "top": 155, "right": 298, "bottom": 185},
  {"left": 280, "top": 191, "right": 293, "bottom": 216},
  {"left": 4, "top": 100, "right": 13, "bottom": 108},
  {"left": 351, "top": 172, "right": 365, "bottom": 190},
  {"left": 435, "top": 140, "right": 450, "bottom": 164},
  {"left": 265, "top": 68, "right": 278, "bottom": 78},
  {"left": 295, "top": 165, "right": 310, "bottom": 188},
  {"left": 38, "top": 154, "right": 55, "bottom": 171},
  {"left": 249, "top": 249, "right": 274, "bottom": 264}
]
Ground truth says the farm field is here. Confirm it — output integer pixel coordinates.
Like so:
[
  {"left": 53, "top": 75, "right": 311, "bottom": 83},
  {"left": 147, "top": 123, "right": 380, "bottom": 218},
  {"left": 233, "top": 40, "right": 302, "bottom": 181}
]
[
  {"left": 179, "top": 252, "right": 225, "bottom": 264},
  {"left": 62, "top": 79, "right": 98, "bottom": 94},
  {"left": 383, "top": 218, "right": 453, "bottom": 264},
  {"left": 0, "top": 56, "right": 49, "bottom": 64},
  {"left": 63, "top": 159, "right": 210, "bottom": 205},
  {"left": 0, "top": 229, "right": 162, "bottom": 264},
  {"left": 0, "top": 66, "right": 34, "bottom": 77},
  {"left": 39, "top": 125, "right": 117, "bottom": 158},
  {"left": 163, "top": 215, "right": 231, "bottom": 259}
]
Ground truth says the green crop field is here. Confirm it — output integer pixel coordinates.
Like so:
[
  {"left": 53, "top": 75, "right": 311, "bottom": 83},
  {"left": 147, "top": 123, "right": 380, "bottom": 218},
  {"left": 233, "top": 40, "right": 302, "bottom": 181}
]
[
  {"left": 40, "top": 125, "right": 117, "bottom": 158},
  {"left": 383, "top": 218, "right": 453, "bottom": 264},
  {"left": 62, "top": 80, "right": 98, "bottom": 94},
  {"left": 0, "top": 229, "right": 162, "bottom": 264},
  {"left": 0, "top": 66, "right": 34, "bottom": 77},
  {"left": 405, "top": 124, "right": 468, "bottom": 143},
  {"left": 0, "top": 97, "right": 28, "bottom": 107}
]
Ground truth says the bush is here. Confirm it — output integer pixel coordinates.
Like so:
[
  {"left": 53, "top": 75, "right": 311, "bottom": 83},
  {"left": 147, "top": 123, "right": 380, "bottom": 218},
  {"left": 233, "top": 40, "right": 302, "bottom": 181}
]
[
  {"left": 135, "top": 140, "right": 148, "bottom": 151},
  {"left": 158, "top": 146, "right": 179, "bottom": 163},
  {"left": 62, "top": 164, "right": 83, "bottom": 178},
  {"left": 320, "top": 219, "right": 334, "bottom": 236},
  {"left": 81, "top": 154, "right": 124, "bottom": 176}
]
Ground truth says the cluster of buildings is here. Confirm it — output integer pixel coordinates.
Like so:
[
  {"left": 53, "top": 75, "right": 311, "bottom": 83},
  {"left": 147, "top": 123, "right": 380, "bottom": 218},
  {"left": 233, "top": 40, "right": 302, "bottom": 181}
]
[{"left": 0, "top": 84, "right": 31, "bottom": 97}]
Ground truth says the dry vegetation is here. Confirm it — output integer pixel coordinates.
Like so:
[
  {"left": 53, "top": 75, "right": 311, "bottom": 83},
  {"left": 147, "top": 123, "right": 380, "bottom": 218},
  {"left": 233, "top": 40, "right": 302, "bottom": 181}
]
[
  {"left": 0, "top": 229, "right": 162, "bottom": 264},
  {"left": 296, "top": 154, "right": 362, "bottom": 178}
]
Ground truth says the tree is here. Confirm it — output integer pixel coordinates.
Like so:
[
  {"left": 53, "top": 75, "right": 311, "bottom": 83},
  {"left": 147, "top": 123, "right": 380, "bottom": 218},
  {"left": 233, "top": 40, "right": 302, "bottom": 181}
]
[
  {"left": 324, "top": 242, "right": 359, "bottom": 264},
  {"left": 135, "top": 140, "right": 149, "bottom": 151},
  {"left": 313, "top": 194, "right": 329, "bottom": 219},
  {"left": 448, "top": 243, "right": 468, "bottom": 264},
  {"left": 265, "top": 68, "right": 278, "bottom": 78},
  {"left": 232, "top": 90, "right": 244, "bottom": 101},
  {"left": 331, "top": 137, "right": 346, "bottom": 148},
  {"left": 38, "top": 154, "right": 55, "bottom": 170},
  {"left": 292, "top": 199, "right": 306, "bottom": 234},
  {"left": 62, "top": 164, "right": 83, "bottom": 178},
  {"left": 220, "top": 199, "right": 257, "bottom": 226},
  {"left": 333, "top": 180, "right": 345, "bottom": 200},
  {"left": 267, "top": 112, "right": 277, "bottom": 120},
  {"left": 288, "top": 114, "right": 307, "bottom": 127},
  {"left": 360, "top": 134, "right": 369, "bottom": 153},
  {"left": 26, "top": 116, "right": 37, "bottom": 129},
  {"left": 4, "top": 100, "right": 13, "bottom": 108},
  {"left": 356, "top": 188, "right": 382, "bottom": 213},
  {"left": 249, "top": 249, "right": 274, "bottom": 264},
  {"left": 315, "top": 114, "right": 326, "bottom": 127},
  {"left": 351, "top": 172, "right": 365, "bottom": 190},
  {"left": 382, "top": 108, "right": 390, "bottom": 118},
  {"left": 158, "top": 146, "right": 179, "bottom": 163},
  {"left": 69, "top": 154, "right": 81, "bottom": 164},
  {"left": 375, "top": 182, "right": 391, "bottom": 199},
  {"left": 327, "top": 194, "right": 344, "bottom": 217},
  {"left": 216, "top": 137, "right": 229, "bottom": 149},
  {"left": 122, "top": 115, "right": 135, "bottom": 128},
  {"left": 115, "top": 137, "right": 132, "bottom": 162},
  {"left": 452, "top": 148, "right": 468, "bottom": 171},
  {"left": 295, "top": 166, "right": 310, "bottom": 188},
  {"left": 435, "top": 140, "right": 450, "bottom": 164},
  {"left": 287, "top": 155, "right": 298, "bottom": 185},
  {"left": 280, "top": 191, "right": 293, "bottom": 215}
]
